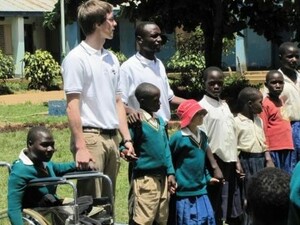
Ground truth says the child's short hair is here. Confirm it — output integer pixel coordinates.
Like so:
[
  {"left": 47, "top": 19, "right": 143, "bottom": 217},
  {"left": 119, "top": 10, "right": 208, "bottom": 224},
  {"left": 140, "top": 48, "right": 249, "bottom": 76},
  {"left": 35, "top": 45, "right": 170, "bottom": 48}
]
[
  {"left": 265, "top": 70, "right": 283, "bottom": 83},
  {"left": 135, "top": 82, "right": 160, "bottom": 103},
  {"left": 202, "top": 66, "right": 224, "bottom": 82},
  {"left": 237, "top": 87, "right": 260, "bottom": 111},
  {"left": 247, "top": 167, "right": 290, "bottom": 224}
]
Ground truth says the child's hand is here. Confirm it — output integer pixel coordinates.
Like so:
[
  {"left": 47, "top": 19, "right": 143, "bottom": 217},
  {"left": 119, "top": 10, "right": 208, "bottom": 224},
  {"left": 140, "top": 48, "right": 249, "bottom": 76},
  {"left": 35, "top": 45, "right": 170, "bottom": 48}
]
[
  {"left": 167, "top": 175, "right": 177, "bottom": 194},
  {"left": 265, "top": 159, "right": 275, "bottom": 168},
  {"left": 120, "top": 149, "right": 138, "bottom": 162},
  {"left": 209, "top": 177, "right": 220, "bottom": 185},
  {"left": 213, "top": 167, "right": 224, "bottom": 182},
  {"left": 236, "top": 161, "right": 245, "bottom": 179}
]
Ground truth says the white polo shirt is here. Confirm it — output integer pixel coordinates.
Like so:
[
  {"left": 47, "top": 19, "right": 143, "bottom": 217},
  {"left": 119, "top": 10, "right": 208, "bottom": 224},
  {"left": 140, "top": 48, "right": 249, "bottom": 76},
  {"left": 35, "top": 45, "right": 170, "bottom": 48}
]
[
  {"left": 119, "top": 52, "right": 174, "bottom": 122},
  {"left": 62, "top": 41, "right": 120, "bottom": 129},
  {"left": 279, "top": 69, "right": 300, "bottom": 121},
  {"left": 199, "top": 95, "right": 237, "bottom": 162}
]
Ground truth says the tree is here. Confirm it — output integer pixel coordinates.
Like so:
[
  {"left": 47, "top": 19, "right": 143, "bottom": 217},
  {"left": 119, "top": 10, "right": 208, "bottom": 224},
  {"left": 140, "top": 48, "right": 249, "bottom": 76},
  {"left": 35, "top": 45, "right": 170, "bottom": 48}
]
[{"left": 44, "top": 0, "right": 300, "bottom": 67}]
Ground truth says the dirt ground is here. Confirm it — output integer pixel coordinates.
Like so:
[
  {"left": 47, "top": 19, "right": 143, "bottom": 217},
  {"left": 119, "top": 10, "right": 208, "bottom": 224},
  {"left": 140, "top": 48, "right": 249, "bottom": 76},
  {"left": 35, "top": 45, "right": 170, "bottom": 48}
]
[{"left": 0, "top": 90, "right": 65, "bottom": 105}]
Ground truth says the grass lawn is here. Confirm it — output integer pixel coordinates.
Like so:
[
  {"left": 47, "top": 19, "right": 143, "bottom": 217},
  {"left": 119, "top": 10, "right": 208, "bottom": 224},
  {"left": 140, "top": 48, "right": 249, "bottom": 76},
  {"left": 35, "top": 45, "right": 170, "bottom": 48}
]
[{"left": 0, "top": 103, "right": 130, "bottom": 223}]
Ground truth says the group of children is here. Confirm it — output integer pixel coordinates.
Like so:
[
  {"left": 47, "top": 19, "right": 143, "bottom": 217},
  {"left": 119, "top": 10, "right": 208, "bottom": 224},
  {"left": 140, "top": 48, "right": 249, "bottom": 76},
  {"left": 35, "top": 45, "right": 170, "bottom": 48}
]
[
  {"left": 120, "top": 41, "right": 300, "bottom": 225},
  {"left": 6, "top": 42, "right": 299, "bottom": 225}
]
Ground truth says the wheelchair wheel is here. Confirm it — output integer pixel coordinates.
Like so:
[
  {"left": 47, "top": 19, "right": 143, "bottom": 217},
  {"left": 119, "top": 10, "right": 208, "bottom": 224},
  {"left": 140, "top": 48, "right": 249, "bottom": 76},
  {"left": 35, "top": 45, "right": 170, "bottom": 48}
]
[{"left": 0, "top": 209, "right": 50, "bottom": 225}]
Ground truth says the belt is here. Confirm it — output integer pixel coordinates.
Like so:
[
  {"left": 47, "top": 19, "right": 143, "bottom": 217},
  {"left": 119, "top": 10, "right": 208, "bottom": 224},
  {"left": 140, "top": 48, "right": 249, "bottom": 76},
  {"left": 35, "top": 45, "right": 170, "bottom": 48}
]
[{"left": 82, "top": 126, "right": 117, "bottom": 136}]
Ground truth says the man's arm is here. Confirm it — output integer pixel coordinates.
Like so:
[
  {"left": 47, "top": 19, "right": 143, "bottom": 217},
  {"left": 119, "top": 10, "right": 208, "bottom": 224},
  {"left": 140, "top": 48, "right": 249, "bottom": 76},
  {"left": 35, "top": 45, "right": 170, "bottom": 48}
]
[
  {"left": 66, "top": 93, "right": 94, "bottom": 170},
  {"left": 116, "top": 95, "right": 135, "bottom": 157},
  {"left": 170, "top": 96, "right": 185, "bottom": 106}
]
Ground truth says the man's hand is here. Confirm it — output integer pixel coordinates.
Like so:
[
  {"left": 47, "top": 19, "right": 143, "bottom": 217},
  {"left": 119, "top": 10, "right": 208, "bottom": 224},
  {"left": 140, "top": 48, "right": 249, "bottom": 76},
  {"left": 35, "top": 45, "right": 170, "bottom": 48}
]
[
  {"left": 75, "top": 148, "right": 95, "bottom": 170},
  {"left": 121, "top": 142, "right": 138, "bottom": 161},
  {"left": 167, "top": 175, "right": 177, "bottom": 194},
  {"left": 126, "top": 109, "right": 143, "bottom": 124}
]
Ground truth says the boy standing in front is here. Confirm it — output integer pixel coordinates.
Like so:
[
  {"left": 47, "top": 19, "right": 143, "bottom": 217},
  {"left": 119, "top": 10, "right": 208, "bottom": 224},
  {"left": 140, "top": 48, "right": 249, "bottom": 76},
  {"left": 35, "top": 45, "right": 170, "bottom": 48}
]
[
  {"left": 120, "top": 82, "right": 176, "bottom": 225},
  {"left": 170, "top": 99, "right": 219, "bottom": 225}
]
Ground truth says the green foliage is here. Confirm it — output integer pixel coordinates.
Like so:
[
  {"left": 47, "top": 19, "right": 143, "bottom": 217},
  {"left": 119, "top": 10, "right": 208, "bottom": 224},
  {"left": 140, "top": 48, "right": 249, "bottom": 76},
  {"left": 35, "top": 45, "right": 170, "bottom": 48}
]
[
  {"left": 109, "top": 49, "right": 128, "bottom": 65},
  {"left": 0, "top": 50, "right": 14, "bottom": 81},
  {"left": 221, "top": 73, "right": 262, "bottom": 114},
  {"left": 23, "top": 50, "right": 62, "bottom": 90}
]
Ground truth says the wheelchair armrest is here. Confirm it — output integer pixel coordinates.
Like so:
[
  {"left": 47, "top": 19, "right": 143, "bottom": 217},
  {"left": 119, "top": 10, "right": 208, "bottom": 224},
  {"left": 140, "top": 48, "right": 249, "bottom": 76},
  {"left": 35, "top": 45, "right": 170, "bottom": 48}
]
[
  {"left": 0, "top": 161, "right": 11, "bottom": 173},
  {"left": 63, "top": 171, "right": 104, "bottom": 180},
  {"left": 28, "top": 177, "right": 66, "bottom": 187}
]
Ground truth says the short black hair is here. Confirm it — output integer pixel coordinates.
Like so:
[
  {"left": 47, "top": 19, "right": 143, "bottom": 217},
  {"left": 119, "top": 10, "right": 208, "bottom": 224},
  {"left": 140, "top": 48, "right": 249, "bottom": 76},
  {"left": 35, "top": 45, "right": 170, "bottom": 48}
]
[
  {"left": 265, "top": 70, "right": 284, "bottom": 83},
  {"left": 278, "top": 42, "right": 299, "bottom": 57},
  {"left": 135, "top": 21, "right": 157, "bottom": 39},
  {"left": 247, "top": 167, "right": 290, "bottom": 224},
  {"left": 27, "top": 126, "right": 51, "bottom": 146},
  {"left": 202, "top": 66, "right": 224, "bottom": 82},
  {"left": 237, "top": 87, "right": 260, "bottom": 111},
  {"left": 135, "top": 82, "right": 160, "bottom": 103}
]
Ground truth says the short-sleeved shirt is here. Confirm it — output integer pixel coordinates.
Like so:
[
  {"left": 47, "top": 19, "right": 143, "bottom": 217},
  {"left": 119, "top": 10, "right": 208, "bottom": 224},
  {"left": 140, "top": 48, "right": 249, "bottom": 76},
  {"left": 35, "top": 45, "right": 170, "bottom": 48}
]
[
  {"left": 119, "top": 52, "right": 174, "bottom": 122},
  {"left": 235, "top": 113, "right": 266, "bottom": 153},
  {"left": 260, "top": 97, "right": 294, "bottom": 151},
  {"left": 279, "top": 69, "right": 300, "bottom": 121},
  {"left": 199, "top": 95, "right": 237, "bottom": 162},
  {"left": 62, "top": 41, "right": 120, "bottom": 129}
]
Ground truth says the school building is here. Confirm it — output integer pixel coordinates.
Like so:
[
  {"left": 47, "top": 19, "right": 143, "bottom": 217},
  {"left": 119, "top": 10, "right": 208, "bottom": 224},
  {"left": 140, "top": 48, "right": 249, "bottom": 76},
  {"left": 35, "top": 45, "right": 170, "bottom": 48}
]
[{"left": 0, "top": 0, "right": 290, "bottom": 79}]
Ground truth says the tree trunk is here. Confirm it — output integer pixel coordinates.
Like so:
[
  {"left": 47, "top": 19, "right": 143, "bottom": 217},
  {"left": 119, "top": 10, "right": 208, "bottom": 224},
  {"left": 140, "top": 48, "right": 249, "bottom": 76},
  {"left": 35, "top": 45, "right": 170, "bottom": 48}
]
[{"left": 202, "top": 0, "right": 224, "bottom": 68}]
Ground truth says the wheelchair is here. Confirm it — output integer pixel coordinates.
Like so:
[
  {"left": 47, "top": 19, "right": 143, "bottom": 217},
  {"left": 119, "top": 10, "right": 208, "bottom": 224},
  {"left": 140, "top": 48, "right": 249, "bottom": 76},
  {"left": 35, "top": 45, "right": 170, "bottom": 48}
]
[{"left": 0, "top": 161, "right": 115, "bottom": 225}]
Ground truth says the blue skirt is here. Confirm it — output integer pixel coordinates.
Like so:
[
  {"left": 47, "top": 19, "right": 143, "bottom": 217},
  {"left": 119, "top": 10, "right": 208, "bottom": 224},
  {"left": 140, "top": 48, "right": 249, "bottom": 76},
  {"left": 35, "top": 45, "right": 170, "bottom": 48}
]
[{"left": 176, "top": 195, "right": 216, "bottom": 225}]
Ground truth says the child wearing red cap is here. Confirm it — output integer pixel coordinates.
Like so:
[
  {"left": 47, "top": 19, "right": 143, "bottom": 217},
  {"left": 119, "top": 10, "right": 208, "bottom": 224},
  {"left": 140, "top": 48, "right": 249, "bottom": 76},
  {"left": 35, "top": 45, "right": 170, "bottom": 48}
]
[{"left": 169, "top": 99, "right": 219, "bottom": 225}]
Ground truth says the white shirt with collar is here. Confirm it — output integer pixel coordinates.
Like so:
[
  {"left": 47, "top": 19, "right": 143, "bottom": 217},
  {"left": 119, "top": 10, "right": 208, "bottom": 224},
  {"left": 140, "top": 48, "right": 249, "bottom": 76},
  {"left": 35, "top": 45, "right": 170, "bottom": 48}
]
[
  {"left": 199, "top": 95, "right": 237, "bottom": 162},
  {"left": 278, "top": 69, "right": 300, "bottom": 121},
  {"left": 119, "top": 52, "right": 174, "bottom": 122},
  {"left": 62, "top": 41, "right": 120, "bottom": 129}
]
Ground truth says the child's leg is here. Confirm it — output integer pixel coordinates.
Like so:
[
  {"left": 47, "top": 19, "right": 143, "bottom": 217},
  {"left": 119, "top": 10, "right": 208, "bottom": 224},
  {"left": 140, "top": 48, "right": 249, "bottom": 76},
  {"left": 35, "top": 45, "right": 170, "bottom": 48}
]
[
  {"left": 128, "top": 175, "right": 164, "bottom": 225},
  {"left": 154, "top": 175, "right": 169, "bottom": 224}
]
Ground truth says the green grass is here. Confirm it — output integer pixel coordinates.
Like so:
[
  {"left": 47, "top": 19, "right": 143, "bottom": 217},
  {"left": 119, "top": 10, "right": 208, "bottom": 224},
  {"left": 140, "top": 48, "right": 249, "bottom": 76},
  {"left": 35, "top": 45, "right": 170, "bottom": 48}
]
[
  {"left": 0, "top": 128, "right": 129, "bottom": 224},
  {"left": 0, "top": 103, "right": 67, "bottom": 125}
]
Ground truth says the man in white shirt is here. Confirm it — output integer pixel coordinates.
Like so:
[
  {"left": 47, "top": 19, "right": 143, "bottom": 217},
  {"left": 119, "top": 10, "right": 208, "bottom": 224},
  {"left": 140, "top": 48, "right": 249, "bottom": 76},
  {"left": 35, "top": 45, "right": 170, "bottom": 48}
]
[{"left": 62, "top": 0, "right": 134, "bottom": 198}]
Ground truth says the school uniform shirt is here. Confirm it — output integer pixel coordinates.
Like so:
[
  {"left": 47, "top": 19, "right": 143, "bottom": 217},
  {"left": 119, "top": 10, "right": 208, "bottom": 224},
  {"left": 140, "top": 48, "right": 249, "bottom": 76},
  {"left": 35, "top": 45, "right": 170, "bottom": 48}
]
[
  {"left": 199, "top": 95, "right": 238, "bottom": 162},
  {"left": 260, "top": 96, "right": 294, "bottom": 151},
  {"left": 7, "top": 149, "right": 76, "bottom": 225},
  {"left": 279, "top": 69, "right": 300, "bottom": 122},
  {"left": 122, "top": 110, "right": 175, "bottom": 178},
  {"left": 169, "top": 128, "right": 212, "bottom": 197},
  {"left": 119, "top": 52, "right": 174, "bottom": 122},
  {"left": 234, "top": 114, "right": 266, "bottom": 153}
]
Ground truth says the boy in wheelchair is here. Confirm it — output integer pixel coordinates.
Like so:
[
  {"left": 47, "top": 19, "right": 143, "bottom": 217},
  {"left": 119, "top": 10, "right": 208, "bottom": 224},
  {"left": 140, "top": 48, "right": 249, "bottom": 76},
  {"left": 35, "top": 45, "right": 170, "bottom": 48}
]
[{"left": 7, "top": 126, "right": 96, "bottom": 225}]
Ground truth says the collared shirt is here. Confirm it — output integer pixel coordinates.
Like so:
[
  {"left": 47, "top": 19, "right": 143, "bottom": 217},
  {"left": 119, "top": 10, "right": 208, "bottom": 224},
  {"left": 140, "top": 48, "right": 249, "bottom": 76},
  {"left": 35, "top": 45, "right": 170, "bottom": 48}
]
[
  {"left": 278, "top": 69, "right": 300, "bottom": 121},
  {"left": 235, "top": 113, "right": 267, "bottom": 153},
  {"left": 62, "top": 41, "right": 120, "bottom": 129},
  {"left": 119, "top": 52, "right": 174, "bottom": 122},
  {"left": 181, "top": 127, "right": 202, "bottom": 145},
  {"left": 141, "top": 109, "right": 159, "bottom": 128},
  {"left": 199, "top": 95, "right": 237, "bottom": 162}
]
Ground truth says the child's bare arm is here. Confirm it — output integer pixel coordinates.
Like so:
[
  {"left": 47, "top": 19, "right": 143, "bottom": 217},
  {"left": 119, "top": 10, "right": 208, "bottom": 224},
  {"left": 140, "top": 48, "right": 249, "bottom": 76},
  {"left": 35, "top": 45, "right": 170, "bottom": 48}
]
[{"left": 206, "top": 146, "right": 224, "bottom": 181}]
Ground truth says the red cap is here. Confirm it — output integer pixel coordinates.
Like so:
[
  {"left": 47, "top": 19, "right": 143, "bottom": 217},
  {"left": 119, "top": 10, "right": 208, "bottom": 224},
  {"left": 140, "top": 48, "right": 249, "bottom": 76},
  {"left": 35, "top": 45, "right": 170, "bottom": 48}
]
[{"left": 177, "top": 99, "right": 206, "bottom": 128}]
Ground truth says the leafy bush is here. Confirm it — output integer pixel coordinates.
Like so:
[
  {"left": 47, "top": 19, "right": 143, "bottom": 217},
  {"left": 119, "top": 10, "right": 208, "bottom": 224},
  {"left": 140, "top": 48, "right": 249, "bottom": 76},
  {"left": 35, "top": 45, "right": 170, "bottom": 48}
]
[
  {"left": 23, "top": 50, "right": 62, "bottom": 90},
  {"left": 109, "top": 49, "right": 128, "bottom": 65},
  {"left": 0, "top": 50, "right": 14, "bottom": 80},
  {"left": 221, "top": 72, "right": 262, "bottom": 114}
]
